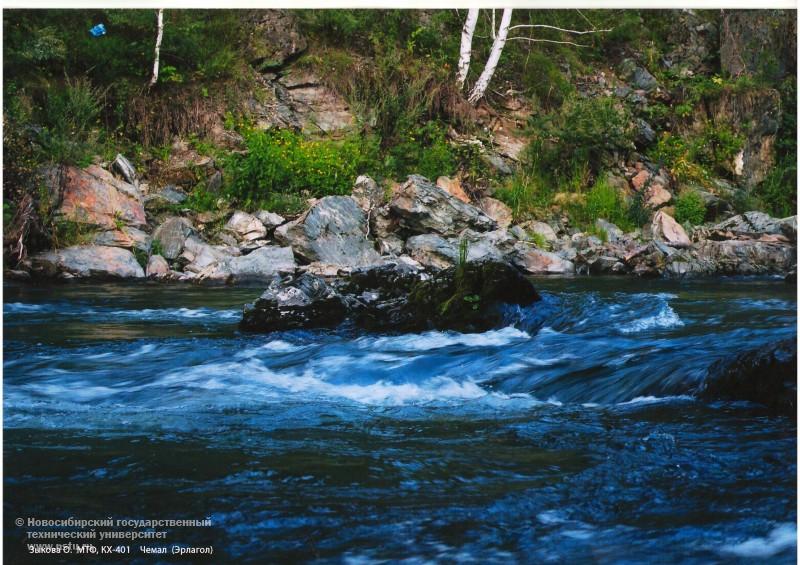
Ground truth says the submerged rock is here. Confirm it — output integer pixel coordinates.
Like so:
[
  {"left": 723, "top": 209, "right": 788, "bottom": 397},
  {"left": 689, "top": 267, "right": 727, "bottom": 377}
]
[
  {"left": 700, "top": 339, "right": 796, "bottom": 416},
  {"left": 241, "top": 259, "right": 540, "bottom": 333}
]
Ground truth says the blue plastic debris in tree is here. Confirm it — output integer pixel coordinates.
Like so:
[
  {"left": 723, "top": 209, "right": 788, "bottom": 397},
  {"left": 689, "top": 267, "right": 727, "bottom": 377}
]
[{"left": 89, "top": 23, "right": 106, "bottom": 37}]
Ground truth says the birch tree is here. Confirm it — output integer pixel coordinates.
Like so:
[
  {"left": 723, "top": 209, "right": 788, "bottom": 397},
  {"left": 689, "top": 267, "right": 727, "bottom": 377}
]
[
  {"left": 459, "top": 9, "right": 612, "bottom": 105},
  {"left": 467, "top": 8, "right": 512, "bottom": 104},
  {"left": 456, "top": 9, "right": 480, "bottom": 90},
  {"left": 149, "top": 9, "right": 164, "bottom": 87}
]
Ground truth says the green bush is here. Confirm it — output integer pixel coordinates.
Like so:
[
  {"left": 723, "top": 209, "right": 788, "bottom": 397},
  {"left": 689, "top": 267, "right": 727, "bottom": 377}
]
[
  {"left": 224, "top": 129, "right": 374, "bottom": 213},
  {"left": 626, "top": 191, "right": 650, "bottom": 228},
  {"left": 383, "top": 121, "right": 456, "bottom": 180},
  {"left": 757, "top": 159, "right": 796, "bottom": 217},
  {"left": 521, "top": 51, "right": 574, "bottom": 109},
  {"left": 526, "top": 96, "right": 634, "bottom": 183},
  {"left": 494, "top": 171, "right": 554, "bottom": 217},
  {"left": 569, "top": 176, "right": 632, "bottom": 231},
  {"left": 37, "top": 76, "right": 104, "bottom": 165},
  {"left": 650, "top": 133, "right": 710, "bottom": 185},
  {"left": 674, "top": 189, "right": 707, "bottom": 225}
]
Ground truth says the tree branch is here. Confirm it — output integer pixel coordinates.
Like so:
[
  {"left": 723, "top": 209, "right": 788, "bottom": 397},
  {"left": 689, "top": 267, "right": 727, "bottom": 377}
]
[
  {"left": 507, "top": 36, "right": 589, "bottom": 48},
  {"left": 507, "top": 24, "right": 612, "bottom": 35}
]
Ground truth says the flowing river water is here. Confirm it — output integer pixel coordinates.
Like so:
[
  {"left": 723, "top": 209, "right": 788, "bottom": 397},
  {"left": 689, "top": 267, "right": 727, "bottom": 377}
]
[{"left": 3, "top": 277, "right": 796, "bottom": 563}]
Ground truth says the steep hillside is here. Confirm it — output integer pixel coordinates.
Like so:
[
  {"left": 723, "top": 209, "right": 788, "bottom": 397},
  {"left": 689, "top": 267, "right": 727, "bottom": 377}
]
[{"left": 3, "top": 9, "right": 796, "bottom": 267}]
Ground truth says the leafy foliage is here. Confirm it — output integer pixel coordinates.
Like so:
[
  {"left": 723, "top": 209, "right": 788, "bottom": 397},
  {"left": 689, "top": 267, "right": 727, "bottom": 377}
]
[
  {"left": 674, "top": 189, "right": 707, "bottom": 225},
  {"left": 224, "top": 129, "right": 373, "bottom": 213},
  {"left": 526, "top": 96, "right": 635, "bottom": 183}
]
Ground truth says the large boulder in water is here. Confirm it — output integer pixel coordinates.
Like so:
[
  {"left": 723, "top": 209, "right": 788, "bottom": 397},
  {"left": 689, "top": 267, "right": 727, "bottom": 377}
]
[
  {"left": 275, "top": 196, "right": 382, "bottom": 267},
  {"left": 241, "top": 259, "right": 540, "bottom": 333},
  {"left": 30, "top": 245, "right": 145, "bottom": 279},
  {"left": 700, "top": 339, "right": 796, "bottom": 416},
  {"left": 389, "top": 175, "right": 497, "bottom": 236}
]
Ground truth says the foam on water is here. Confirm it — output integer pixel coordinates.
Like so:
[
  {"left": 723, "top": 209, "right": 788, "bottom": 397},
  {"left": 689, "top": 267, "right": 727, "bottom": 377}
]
[
  {"left": 719, "top": 523, "right": 796, "bottom": 558},
  {"left": 617, "top": 303, "right": 684, "bottom": 334},
  {"left": 365, "top": 327, "right": 530, "bottom": 352},
  {"left": 4, "top": 302, "right": 240, "bottom": 322},
  {"left": 617, "top": 395, "right": 694, "bottom": 406},
  {"left": 5, "top": 302, "right": 47, "bottom": 313}
]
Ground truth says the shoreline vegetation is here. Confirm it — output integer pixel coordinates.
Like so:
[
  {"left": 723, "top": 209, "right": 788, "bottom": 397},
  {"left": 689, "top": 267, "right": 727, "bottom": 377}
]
[{"left": 3, "top": 9, "right": 796, "bottom": 291}]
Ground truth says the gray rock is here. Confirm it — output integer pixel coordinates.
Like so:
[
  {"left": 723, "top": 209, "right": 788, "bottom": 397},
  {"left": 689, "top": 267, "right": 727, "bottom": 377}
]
[
  {"left": 275, "top": 196, "right": 382, "bottom": 267},
  {"left": 595, "top": 219, "right": 624, "bottom": 242},
  {"left": 255, "top": 210, "right": 286, "bottom": 229},
  {"left": 92, "top": 226, "right": 151, "bottom": 252},
  {"left": 525, "top": 221, "right": 559, "bottom": 244},
  {"left": 111, "top": 154, "right": 138, "bottom": 186},
  {"left": 509, "top": 225, "right": 529, "bottom": 241},
  {"left": 635, "top": 118, "right": 656, "bottom": 146},
  {"left": 481, "top": 152, "right": 514, "bottom": 175},
  {"left": 159, "top": 185, "right": 188, "bottom": 203},
  {"left": 351, "top": 175, "right": 384, "bottom": 213},
  {"left": 180, "top": 236, "right": 230, "bottom": 273},
  {"left": 405, "top": 229, "right": 515, "bottom": 270},
  {"left": 405, "top": 234, "right": 458, "bottom": 270},
  {"left": 146, "top": 254, "right": 170, "bottom": 277},
  {"left": 207, "top": 170, "right": 223, "bottom": 194},
  {"left": 241, "top": 260, "right": 540, "bottom": 333},
  {"left": 245, "top": 10, "right": 307, "bottom": 68},
  {"left": 693, "top": 239, "right": 796, "bottom": 276},
  {"left": 390, "top": 175, "right": 497, "bottom": 236},
  {"left": 714, "top": 211, "right": 785, "bottom": 235},
  {"left": 225, "top": 211, "right": 267, "bottom": 241},
  {"left": 153, "top": 217, "right": 194, "bottom": 260},
  {"left": 479, "top": 197, "right": 513, "bottom": 229},
  {"left": 377, "top": 234, "right": 404, "bottom": 256},
  {"left": 226, "top": 246, "right": 296, "bottom": 283},
  {"left": 618, "top": 59, "right": 658, "bottom": 92},
  {"left": 780, "top": 216, "right": 796, "bottom": 241},
  {"left": 30, "top": 245, "right": 145, "bottom": 279},
  {"left": 512, "top": 243, "right": 575, "bottom": 274}
]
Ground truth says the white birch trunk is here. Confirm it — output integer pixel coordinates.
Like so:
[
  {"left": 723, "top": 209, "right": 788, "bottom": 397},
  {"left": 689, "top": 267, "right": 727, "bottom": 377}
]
[
  {"left": 468, "top": 8, "right": 512, "bottom": 105},
  {"left": 456, "top": 8, "right": 480, "bottom": 90},
  {"left": 149, "top": 9, "right": 164, "bottom": 87}
]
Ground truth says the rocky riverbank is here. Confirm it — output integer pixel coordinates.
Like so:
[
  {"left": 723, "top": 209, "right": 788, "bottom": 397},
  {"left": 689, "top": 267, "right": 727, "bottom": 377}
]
[{"left": 8, "top": 159, "right": 796, "bottom": 286}]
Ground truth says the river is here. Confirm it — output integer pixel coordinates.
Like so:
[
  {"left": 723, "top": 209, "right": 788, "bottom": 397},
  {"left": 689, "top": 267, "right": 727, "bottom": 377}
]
[{"left": 3, "top": 277, "right": 796, "bottom": 563}]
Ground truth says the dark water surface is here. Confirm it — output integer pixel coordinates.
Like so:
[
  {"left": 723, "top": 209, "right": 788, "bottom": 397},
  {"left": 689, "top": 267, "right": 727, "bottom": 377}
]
[{"left": 3, "top": 278, "right": 797, "bottom": 563}]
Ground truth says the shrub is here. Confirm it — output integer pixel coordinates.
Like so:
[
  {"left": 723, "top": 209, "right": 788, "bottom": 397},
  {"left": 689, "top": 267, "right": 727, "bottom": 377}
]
[
  {"left": 526, "top": 96, "right": 634, "bottom": 183},
  {"left": 383, "top": 121, "right": 456, "bottom": 180},
  {"left": 573, "top": 177, "right": 633, "bottom": 231},
  {"left": 674, "top": 189, "right": 707, "bottom": 225},
  {"left": 36, "top": 76, "right": 104, "bottom": 165},
  {"left": 521, "top": 51, "right": 574, "bottom": 109},
  {"left": 757, "top": 158, "right": 796, "bottom": 218},
  {"left": 224, "top": 129, "right": 374, "bottom": 213},
  {"left": 494, "top": 171, "right": 554, "bottom": 217},
  {"left": 650, "top": 132, "right": 710, "bottom": 185},
  {"left": 627, "top": 191, "right": 650, "bottom": 228},
  {"left": 530, "top": 231, "right": 549, "bottom": 250}
]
